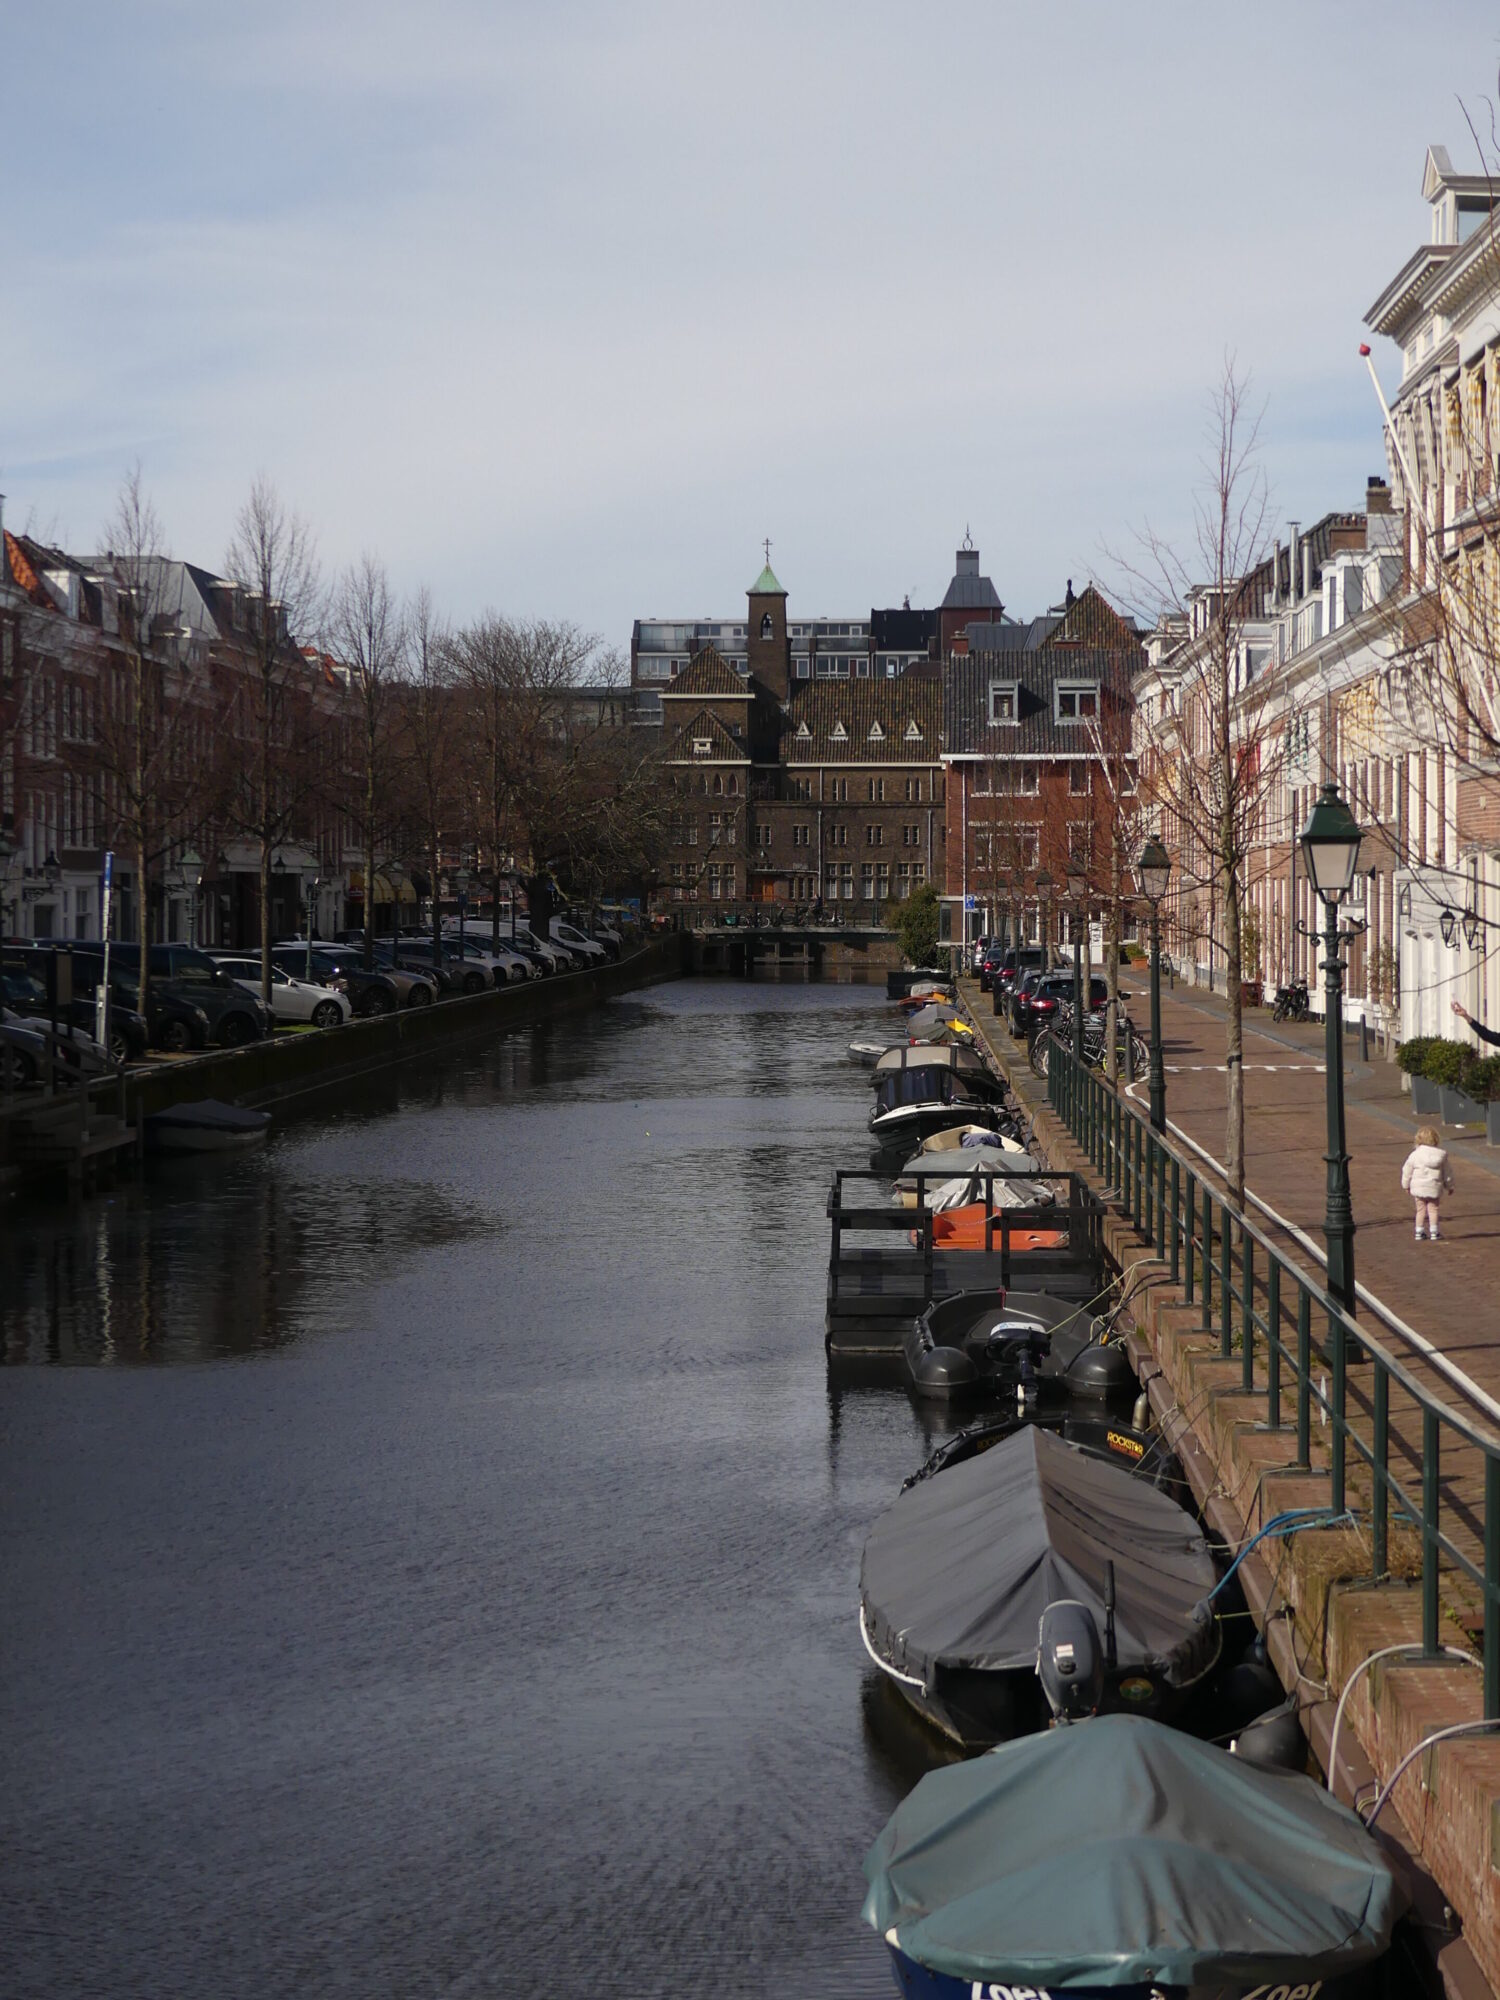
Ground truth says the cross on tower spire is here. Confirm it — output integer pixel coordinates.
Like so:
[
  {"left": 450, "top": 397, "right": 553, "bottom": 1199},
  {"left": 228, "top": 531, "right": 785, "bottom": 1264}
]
[{"left": 763, "top": 535, "right": 772, "bottom": 566}]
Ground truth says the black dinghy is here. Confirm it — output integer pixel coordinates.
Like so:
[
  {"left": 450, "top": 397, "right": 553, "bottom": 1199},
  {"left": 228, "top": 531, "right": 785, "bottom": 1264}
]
[
  {"left": 903, "top": 1285, "right": 1138, "bottom": 1405},
  {"left": 859, "top": 1423, "right": 1220, "bottom": 1749}
]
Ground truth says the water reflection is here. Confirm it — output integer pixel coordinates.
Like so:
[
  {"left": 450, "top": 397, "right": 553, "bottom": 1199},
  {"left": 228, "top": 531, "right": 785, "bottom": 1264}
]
[{"left": 0, "top": 1162, "right": 492, "bottom": 1364}]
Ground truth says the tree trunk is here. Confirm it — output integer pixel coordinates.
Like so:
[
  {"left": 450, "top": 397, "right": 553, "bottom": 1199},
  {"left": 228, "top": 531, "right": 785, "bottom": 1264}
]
[
  {"left": 1223, "top": 858, "right": 1245, "bottom": 1206},
  {"left": 431, "top": 822, "right": 443, "bottom": 965},
  {"left": 135, "top": 827, "right": 150, "bottom": 1018},
  {"left": 1104, "top": 837, "right": 1121, "bottom": 1088},
  {"left": 260, "top": 834, "right": 272, "bottom": 1005}
]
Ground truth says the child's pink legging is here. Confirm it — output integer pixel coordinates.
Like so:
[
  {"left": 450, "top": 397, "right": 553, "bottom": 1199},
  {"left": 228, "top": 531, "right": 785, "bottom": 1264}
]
[{"left": 1414, "top": 1197, "right": 1442, "bottom": 1235}]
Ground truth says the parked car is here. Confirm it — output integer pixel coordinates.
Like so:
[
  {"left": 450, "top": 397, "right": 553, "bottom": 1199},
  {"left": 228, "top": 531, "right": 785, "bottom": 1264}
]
[
  {"left": 508, "top": 925, "right": 565, "bottom": 972},
  {"left": 59, "top": 943, "right": 266, "bottom": 1050},
  {"left": 970, "top": 935, "right": 993, "bottom": 976},
  {"left": 377, "top": 937, "right": 490, "bottom": 996},
  {"left": 448, "top": 935, "right": 533, "bottom": 983},
  {"left": 212, "top": 955, "right": 353, "bottom": 1028},
  {"left": 993, "top": 946, "right": 1048, "bottom": 1000},
  {"left": 4, "top": 956, "right": 151, "bottom": 1064},
  {"left": 549, "top": 918, "right": 608, "bottom": 964},
  {"left": 1015, "top": 970, "right": 1110, "bottom": 1037},
  {"left": 0, "top": 1008, "right": 114, "bottom": 1086},
  {"left": 271, "top": 943, "right": 406, "bottom": 1016},
  {"left": 572, "top": 913, "right": 622, "bottom": 961}
]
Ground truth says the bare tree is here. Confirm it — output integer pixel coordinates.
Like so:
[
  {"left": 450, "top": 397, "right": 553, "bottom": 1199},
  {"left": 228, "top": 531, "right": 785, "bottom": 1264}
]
[
  {"left": 1116, "top": 359, "right": 1280, "bottom": 1203},
  {"left": 91, "top": 467, "right": 208, "bottom": 1013},
  {"left": 222, "top": 476, "right": 321, "bottom": 1003},
  {"left": 397, "top": 586, "right": 463, "bottom": 963},
  {"left": 331, "top": 555, "right": 404, "bottom": 968}
]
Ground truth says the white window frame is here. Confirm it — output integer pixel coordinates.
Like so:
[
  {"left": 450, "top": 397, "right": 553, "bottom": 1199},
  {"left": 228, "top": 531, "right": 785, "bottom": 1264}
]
[
  {"left": 1055, "top": 681, "right": 1100, "bottom": 724},
  {"left": 988, "top": 680, "right": 1019, "bottom": 725}
]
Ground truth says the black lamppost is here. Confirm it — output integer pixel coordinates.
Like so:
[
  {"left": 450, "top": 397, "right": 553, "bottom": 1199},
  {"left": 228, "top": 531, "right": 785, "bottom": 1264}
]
[
  {"left": 1067, "top": 863, "right": 1087, "bottom": 1061},
  {"left": 1138, "top": 836, "right": 1172, "bottom": 1133},
  {"left": 1299, "top": 783, "right": 1364, "bottom": 1314}
]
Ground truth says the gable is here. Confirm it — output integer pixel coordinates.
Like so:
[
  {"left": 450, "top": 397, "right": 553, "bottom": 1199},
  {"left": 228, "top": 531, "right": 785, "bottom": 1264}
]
[{"left": 660, "top": 641, "right": 752, "bottom": 700}]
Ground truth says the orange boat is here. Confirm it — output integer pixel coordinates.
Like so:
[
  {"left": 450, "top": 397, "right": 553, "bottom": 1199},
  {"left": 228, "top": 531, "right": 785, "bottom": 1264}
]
[{"left": 927, "top": 1202, "right": 1069, "bottom": 1253}]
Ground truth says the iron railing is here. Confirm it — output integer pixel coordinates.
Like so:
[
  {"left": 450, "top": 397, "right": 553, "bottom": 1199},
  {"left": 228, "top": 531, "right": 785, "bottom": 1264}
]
[{"left": 1045, "top": 1036, "right": 1500, "bottom": 1718}]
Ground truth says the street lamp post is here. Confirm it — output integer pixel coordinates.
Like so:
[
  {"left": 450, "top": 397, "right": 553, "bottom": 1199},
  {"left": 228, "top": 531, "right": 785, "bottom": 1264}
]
[
  {"left": 1138, "top": 837, "right": 1172, "bottom": 1134},
  {"left": 1066, "top": 864, "right": 1087, "bottom": 1062},
  {"left": 179, "top": 847, "right": 203, "bottom": 949},
  {"left": 1034, "top": 869, "right": 1053, "bottom": 974},
  {"left": 456, "top": 864, "right": 471, "bottom": 935},
  {"left": 1299, "top": 782, "right": 1364, "bottom": 1315}
]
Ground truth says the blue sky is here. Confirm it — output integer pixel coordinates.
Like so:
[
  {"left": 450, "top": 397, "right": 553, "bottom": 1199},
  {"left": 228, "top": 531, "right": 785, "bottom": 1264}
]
[{"left": 4, "top": 1, "right": 1499, "bottom": 644}]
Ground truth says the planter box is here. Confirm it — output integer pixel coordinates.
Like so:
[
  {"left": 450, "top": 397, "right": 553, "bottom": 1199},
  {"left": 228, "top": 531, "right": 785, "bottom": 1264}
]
[
  {"left": 1441, "top": 1086, "right": 1484, "bottom": 1127},
  {"left": 1410, "top": 1075, "right": 1442, "bottom": 1116}
]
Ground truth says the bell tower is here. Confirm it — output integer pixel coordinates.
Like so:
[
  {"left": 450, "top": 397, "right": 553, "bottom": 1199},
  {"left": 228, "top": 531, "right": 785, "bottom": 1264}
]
[{"left": 746, "top": 540, "right": 790, "bottom": 702}]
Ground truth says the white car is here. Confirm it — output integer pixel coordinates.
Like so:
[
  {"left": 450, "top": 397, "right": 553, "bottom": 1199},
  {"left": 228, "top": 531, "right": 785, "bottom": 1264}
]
[
  {"left": 550, "top": 918, "right": 607, "bottom": 964},
  {"left": 451, "top": 937, "right": 532, "bottom": 984},
  {"left": 212, "top": 956, "right": 353, "bottom": 1029}
]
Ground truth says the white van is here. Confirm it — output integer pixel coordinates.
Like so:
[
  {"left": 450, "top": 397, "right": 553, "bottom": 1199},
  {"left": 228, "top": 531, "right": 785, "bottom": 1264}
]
[{"left": 550, "top": 918, "right": 607, "bottom": 964}]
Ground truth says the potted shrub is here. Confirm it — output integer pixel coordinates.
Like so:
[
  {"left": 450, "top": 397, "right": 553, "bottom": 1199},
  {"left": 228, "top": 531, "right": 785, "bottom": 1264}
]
[
  {"left": 1397, "top": 1036, "right": 1443, "bottom": 1116},
  {"left": 1464, "top": 1054, "right": 1500, "bottom": 1143},
  {"left": 1421, "top": 1038, "right": 1484, "bottom": 1126}
]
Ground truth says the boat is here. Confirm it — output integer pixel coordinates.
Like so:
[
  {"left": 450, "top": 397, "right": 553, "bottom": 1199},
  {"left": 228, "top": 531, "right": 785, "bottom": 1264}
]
[
  {"left": 918, "top": 1122, "right": 1021, "bottom": 1154},
  {"left": 868, "top": 1068, "right": 1000, "bottom": 1150},
  {"left": 858, "top": 1422, "right": 1221, "bottom": 1749},
  {"left": 926, "top": 1201, "right": 1069, "bottom": 1252},
  {"left": 901, "top": 1405, "right": 1182, "bottom": 1497},
  {"left": 862, "top": 1713, "right": 1408, "bottom": 2000},
  {"left": 145, "top": 1099, "right": 272, "bottom": 1154},
  {"left": 903, "top": 1284, "right": 1139, "bottom": 1405},
  {"left": 848, "top": 1032, "right": 910, "bottom": 1066},
  {"left": 892, "top": 1144, "right": 1038, "bottom": 1209},
  {"left": 871, "top": 1046, "right": 1001, "bottom": 1099}
]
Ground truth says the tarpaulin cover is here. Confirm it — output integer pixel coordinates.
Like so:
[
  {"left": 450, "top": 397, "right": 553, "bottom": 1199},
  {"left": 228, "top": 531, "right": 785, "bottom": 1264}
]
[
  {"left": 862, "top": 1714, "right": 1406, "bottom": 1988},
  {"left": 859, "top": 1424, "right": 1216, "bottom": 1683}
]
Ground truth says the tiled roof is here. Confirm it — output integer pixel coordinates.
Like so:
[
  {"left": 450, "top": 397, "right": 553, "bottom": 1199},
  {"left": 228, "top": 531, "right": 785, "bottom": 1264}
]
[
  {"left": 943, "top": 646, "right": 1137, "bottom": 759},
  {"left": 663, "top": 706, "right": 751, "bottom": 763},
  {"left": 660, "top": 642, "right": 751, "bottom": 700},
  {"left": 939, "top": 566, "right": 1003, "bottom": 611},
  {"left": 961, "top": 618, "right": 1037, "bottom": 652},
  {"left": 1041, "top": 584, "right": 1139, "bottom": 650},
  {"left": 4, "top": 532, "right": 52, "bottom": 606},
  {"left": 780, "top": 677, "right": 941, "bottom": 764}
]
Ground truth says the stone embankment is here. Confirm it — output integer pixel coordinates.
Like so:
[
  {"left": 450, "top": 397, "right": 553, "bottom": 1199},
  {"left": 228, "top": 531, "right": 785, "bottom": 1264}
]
[
  {"left": 962, "top": 977, "right": 1500, "bottom": 2000},
  {"left": 121, "top": 934, "right": 687, "bottom": 1120}
]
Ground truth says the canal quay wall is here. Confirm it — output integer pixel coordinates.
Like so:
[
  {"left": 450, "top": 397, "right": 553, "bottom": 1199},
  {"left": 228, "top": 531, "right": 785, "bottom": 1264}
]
[
  {"left": 685, "top": 924, "right": 902, "bottom": 981},
  {"left": 961, "top": 979, "right": 1500, "bottom": 2000},
  {"left": 122, "top": 935, "right": 689, "bottom": 1121}
]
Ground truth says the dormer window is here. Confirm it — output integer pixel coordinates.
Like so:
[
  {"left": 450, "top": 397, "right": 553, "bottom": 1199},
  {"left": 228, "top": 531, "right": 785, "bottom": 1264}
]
[
  {"left": 795, "top": 720, "right": 812, "bottom": 741},
  {"left": 830, "top": 720, "right": 848, "bottom": 742},
  {"left": 691, "top": 736, "right": 712, "bottom": 757},
  {"left": 868, "top": 721, "right": 885, "bottom": 742},
  {"left": 905, "top": 719, "right": 922, "bottom": 742},
  {"left": 988, "top": 680, "right": 1019, "bottom": 725},
  {"left": 1056, "top": 681, "right": 1099, "bottom": 724}
]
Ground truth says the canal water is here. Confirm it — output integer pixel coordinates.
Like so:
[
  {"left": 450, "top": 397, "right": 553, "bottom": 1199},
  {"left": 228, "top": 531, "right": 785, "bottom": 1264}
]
[{"left": 1, "top": 980, "right": 967, "bottom": 2000}]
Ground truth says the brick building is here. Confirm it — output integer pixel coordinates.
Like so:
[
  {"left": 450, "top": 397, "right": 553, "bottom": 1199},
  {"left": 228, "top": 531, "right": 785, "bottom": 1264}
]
[
  {"left": 940, "top": 585, "right": 1141, "bottom": 952},
  {"left": 655, "top": 560, "right": 943, "bottom": 915}
]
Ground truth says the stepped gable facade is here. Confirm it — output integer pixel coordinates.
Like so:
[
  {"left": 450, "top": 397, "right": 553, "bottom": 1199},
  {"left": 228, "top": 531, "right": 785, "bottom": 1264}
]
[
  {"left": 656, "top": 565, "right": 944, "bottom": 912},
  {"left": 941, "top": 583, "right": 1142, "bottom": 950}
]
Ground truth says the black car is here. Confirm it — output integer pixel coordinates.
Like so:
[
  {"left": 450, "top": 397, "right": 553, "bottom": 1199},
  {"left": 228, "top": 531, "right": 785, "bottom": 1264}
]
[
  {"left": 4, "top": 956, "right": 151, "bottom": 1064},
  {"left": 992, "top": 946, "right": 1048, "bottom": 1000},
  {"left": 67, "top": 944, "right": 269, "bottom": 1048},
  {"left": 271, "top": 945, "right": 401, "bottom": 1018},
  {"left": 1013, "top": 970, "right": 1109, "bottom": 1038}
]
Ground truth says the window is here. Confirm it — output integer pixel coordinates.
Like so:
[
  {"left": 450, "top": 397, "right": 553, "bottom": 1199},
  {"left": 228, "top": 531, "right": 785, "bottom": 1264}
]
[
  {"left": 904, "top": 776, "right": 922, "bottom": 801},
  {"left": 1069, "top": 763, "right": 1090, "bottom": 796},
  {"left": 754, "top": 824, "right": 772, "bottom": 849},
  {"left": 1056, "top": 682, "right": 1099, "bottom": 723},
  {"left": 1016, "top": 762, "right": 1039, "bottom": 796},
  {"left": 691, "top": 736, "right": 712, "bottom": 756},
  {"left": 795, "top": 720, "right": 812, "bottom": 741},
  {"left": 867, "top": 777, "right": 885, "bottom": 802},
  {"left": 830, "top": 823, "right": 848, "bottom": 847},
  {"left": 795, "top": 659, "right": 811, "bottom": 680},
  {"left": 760, "top": 614, "right": 773, "bottom": 639},
  {"left": 830, "top": 778, "right": 849, "bottom": 802},
  {"left": 866, "top": 825, "right": 884, "bottom": 847},
  {"left": 793, "top": 824, "right": 810, "bottom": 848},
  {"left": 830, "top": 720, "right": 848, "bottom": 741},
  {"left": 861, "top": 862, "right": 874, "bottom": 900},
  {"left": 988, "top": 681, "right": 1019, "bottom": 725},
  {"left": 868, "top": 721, "right": 885, "bottom": 742},
  {"left": 905, "top": 719, "right": 922, "bottom": 741},
  {"left": 903, "top": 823, "right": 919, "bottom": 846}
]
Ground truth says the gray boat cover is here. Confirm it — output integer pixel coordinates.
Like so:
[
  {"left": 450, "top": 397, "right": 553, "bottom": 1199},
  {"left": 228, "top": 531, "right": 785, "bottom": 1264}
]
[
  {"left": 873, "top": 1044, "right": 984, "bottom": 1078},
  {"left": 860, "top": 1425, "right": 1217, "bottom": 1685},
  {"left": 862, "top": 1714, "right": 1406, "bottom": 1989}
]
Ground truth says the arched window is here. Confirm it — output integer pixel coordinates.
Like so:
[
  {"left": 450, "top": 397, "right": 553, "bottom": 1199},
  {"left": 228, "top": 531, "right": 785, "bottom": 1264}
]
[
  {"left": 727, "top": 773, "right": 739, "bottom": 796},
  {"left": 760, "top": 613, "right": 773, "bottom": 639},
  {"left": 713, "top": 772, "right": 723, "bottom": 795}
]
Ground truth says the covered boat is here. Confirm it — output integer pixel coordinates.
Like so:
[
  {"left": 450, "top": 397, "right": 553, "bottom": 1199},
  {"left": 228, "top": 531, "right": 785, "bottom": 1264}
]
[
  {"left": 868, "top": 1068, "right": 998, "bottom": 1148},
  {"left": 145, "top": 1099, "right": 272, "bottom": 1154},
  {"left": 903, "top": 1285, "right": 1137, "bottom": 1405},
  {"left": 863, "top": 1713, "right": 1407, "bottom": 2000},
  {"left": 858, "top": 1423, "right": 1219, "bottom": 1747}
]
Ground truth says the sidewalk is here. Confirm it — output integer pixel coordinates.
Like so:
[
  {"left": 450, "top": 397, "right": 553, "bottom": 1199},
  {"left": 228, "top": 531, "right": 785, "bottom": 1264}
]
[{"left": 1124, "top": 983, "right": 1500, "bottom": 1420}]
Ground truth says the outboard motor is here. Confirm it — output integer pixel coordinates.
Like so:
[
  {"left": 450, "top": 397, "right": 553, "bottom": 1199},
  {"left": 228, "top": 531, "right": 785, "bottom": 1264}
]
[
  {"left": 984, "top": 1322, "right": 1049, "bottom": 1413},
  {"left": 1036, "top": 1600, "right": 1105, "bottom": 1723},
  {"left": 1065, "top": 1336, "right": 1138, "bottom": 1403}
]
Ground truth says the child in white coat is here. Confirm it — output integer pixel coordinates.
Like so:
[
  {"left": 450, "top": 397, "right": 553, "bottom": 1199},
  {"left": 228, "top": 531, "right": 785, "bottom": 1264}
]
[{"left": 1401, "top": 1126, "right": 1454, "bottom": 1241}]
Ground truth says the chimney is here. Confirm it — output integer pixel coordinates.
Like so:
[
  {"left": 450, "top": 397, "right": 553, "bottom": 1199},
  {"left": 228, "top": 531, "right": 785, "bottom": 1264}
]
[
  {"left": 1288, "top": 521, "right": 1300, "bottom": 602},
  {"left": 1367, "top": 475, "right": 1392, "bottom": 516},
  {"left": 1302, "top": 540, "right": 1313, "bottom": 600},
  {"left": 0, "top": 492, "right": 8, "bottom": 588}
]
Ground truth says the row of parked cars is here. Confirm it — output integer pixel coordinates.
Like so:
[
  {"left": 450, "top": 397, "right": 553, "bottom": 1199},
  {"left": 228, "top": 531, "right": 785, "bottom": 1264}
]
[
  {"left": 970, "top": 940, "right": 1111, "bottom": 1038},
  {"left": 0, "top": 912, "right": 634, "bottom": 1076}
]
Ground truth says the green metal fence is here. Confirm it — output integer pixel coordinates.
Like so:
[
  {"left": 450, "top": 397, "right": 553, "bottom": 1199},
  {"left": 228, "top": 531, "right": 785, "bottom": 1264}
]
[{"left": 1046, "top": 1035, "right": 1500, "bottom": 1719}]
